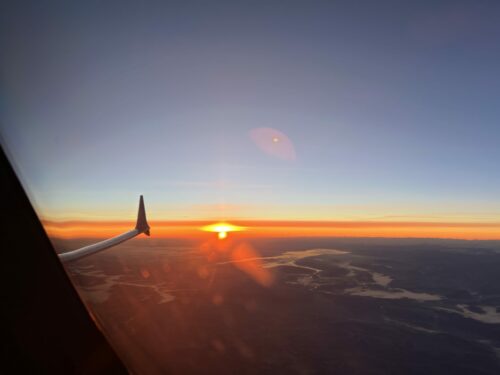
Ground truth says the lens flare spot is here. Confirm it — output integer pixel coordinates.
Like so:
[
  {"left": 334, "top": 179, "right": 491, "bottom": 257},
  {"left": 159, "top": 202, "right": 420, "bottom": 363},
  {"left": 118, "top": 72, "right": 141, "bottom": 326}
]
[
  {"left": 140, "top": 268, "right": 151, "bottom": 279},
  {"left": 250, "top": 127, "right": 296, "bottom": 160}
]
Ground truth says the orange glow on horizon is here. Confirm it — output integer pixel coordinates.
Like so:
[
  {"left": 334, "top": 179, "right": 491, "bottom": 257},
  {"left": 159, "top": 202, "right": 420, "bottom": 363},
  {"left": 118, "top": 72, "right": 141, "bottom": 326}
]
[{"left": 41, "top": 219, "right": 500, "bottom": 240}]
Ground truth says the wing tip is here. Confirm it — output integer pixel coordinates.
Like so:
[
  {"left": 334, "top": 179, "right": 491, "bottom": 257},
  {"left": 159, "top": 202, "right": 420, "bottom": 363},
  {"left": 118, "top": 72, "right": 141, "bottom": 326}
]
[{"left": 136, "top": 195, "right": 150, "bottom": 235}]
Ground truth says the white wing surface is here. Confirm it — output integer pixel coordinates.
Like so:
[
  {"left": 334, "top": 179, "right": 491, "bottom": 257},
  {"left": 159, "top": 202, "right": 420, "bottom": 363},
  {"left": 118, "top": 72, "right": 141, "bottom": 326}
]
[{"left": 59, "top": 196, "right": 150, "bottom": 263}]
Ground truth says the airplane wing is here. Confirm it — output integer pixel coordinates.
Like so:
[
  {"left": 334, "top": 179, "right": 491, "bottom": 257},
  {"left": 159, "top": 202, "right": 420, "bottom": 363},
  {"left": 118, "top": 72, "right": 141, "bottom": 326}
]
[{"left": 59, "top": 195, "right": 150, "bottom": 263}]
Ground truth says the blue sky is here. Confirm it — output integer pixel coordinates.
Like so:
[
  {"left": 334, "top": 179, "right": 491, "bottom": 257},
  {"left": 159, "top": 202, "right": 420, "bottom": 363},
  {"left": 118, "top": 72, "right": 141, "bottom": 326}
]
[{"left": 1, "top": 0, "right": 500, "bottom": 221}]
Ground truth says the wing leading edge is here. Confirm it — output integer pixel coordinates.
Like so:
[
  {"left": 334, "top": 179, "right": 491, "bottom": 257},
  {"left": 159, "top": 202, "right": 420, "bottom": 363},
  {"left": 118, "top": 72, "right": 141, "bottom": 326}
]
[{"left": 59, "top": 196, "right": 150, "bottom": 263}]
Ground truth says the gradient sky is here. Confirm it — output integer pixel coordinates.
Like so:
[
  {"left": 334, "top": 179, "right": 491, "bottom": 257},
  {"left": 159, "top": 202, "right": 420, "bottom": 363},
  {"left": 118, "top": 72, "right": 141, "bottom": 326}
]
[{"left": 1, "top": 1, "right": 500, "bottom": 230}]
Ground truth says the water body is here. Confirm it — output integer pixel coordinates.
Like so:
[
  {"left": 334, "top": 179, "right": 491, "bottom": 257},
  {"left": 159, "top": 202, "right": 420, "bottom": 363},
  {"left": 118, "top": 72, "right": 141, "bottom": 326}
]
[
  {"left": 439, "top": 305, "right": 500, "bottom": 324},
  {"left": 346, "top": 287, "right": 441, "bottom": 301},
  {"left": 70, "top": 265, "right": 177, "bottom": 305},
  {"left": 263, "top": 248, "right": 349, "bottom": 270},
  {"left": 261, "top": 249, "right": 442, "bottom": 302}
]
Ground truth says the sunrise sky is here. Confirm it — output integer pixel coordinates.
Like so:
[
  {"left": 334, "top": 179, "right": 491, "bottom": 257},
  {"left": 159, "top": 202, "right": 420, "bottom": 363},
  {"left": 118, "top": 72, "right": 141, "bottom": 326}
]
[{"left": 2, "top": 1, "right": 500, "bottom": 239}]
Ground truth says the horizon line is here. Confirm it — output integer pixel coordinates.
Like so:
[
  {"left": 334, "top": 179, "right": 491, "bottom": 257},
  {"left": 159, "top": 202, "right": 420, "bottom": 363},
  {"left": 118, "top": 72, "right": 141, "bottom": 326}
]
[{"left": 42, "top": 218, "right": 500, "bottom": 241}]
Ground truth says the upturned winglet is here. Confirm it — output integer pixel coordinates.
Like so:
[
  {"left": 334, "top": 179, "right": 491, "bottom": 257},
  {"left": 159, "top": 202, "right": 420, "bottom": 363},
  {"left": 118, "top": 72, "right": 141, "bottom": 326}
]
[
  {"left": 59, "top": 195, "right": 151, "bottom": 263},
  {"left": 136, "top": 195, "right": 150, "bottom": 236}
]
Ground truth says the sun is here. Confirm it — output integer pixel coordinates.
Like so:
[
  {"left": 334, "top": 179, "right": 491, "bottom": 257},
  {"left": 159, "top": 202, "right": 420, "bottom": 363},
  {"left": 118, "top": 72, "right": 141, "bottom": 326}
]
[{"left": 201, "top": 222, "right": 244, "bottom": 239}]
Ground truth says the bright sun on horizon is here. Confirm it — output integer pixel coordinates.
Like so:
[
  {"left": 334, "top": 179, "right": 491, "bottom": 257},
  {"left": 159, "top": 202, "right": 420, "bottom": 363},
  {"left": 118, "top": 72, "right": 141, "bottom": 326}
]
[{"left": 201, "top": 222, "right": 245, "bottom": 239}]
